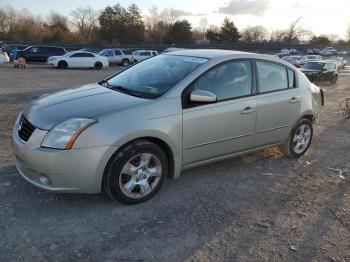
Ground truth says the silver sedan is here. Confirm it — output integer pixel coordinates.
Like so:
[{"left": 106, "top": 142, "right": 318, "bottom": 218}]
[{"left": 12, "top": 50, "right": 324, "bottom": 204}]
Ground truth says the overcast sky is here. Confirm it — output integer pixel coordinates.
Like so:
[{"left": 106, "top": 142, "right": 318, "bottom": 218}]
[{"left": 2, "top": 0, "right": 350, "bottom": 39}]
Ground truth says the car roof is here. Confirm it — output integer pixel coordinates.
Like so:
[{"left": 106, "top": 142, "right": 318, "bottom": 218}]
[{"left": 165, "top": 49, "right": 252, "bottom": 59}]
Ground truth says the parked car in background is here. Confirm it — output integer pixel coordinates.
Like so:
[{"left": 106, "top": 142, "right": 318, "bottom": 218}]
[
  {"left": 289, "top": 48, "right": 298, "bottom": 55},
  {"left": 17, "top": 45, "right": 66, "bottom": 63},
  {"left": 276, "top": 52, "right": 289, "bottom": 58},
  {"left": 280, "top": 48, "right": 290, "bottom": 54},
  {"left": 132, "top": 50, "right": 158, "bottom": 63},
  {"left": 301, "top": 61, "right": 338, "bottom": 84},
  {"left": 1, "top": 44, "right": 29, "bottom": 56},
  {"left": 305, "top": 55, "right": 322, "bottom": 62},
  {"left": 282, "top": 56, "right": 307, "bottom": 68},
  {"left": 47, "top": 51, "right": 108, "bottom": 70},
  {"left": 337, "top": 50, "right": 348, "bottom": 55},
  {"left": 329, "top": 57, "right": 346, "bottom": 70},
  {"left": 98, "top": 48, "right": 133, "bottom": 67},
  {"left": 321, "top": 47, "right": 337, "bottom": 56},
  {"left": 79, "top": 48, "right": 101, "bottom": 54},
  {"left": 306, "top": 49, "right": 314, "bottom": 54},
  {"left": 0, "top": 50, "right": 10, "bottom": 63},
  {"left": 12, "top": 50, "right": 324, "bottom": 204},
  {"left": 313, "top": 49, "right": 321, "bottom": 55}
]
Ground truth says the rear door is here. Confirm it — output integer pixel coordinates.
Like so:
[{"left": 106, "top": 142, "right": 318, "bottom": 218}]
[
  {"left": 25, "top": 46, "right": 41, "bottom": 62},
  {"left": 114, "top": 50, "right": 122, "bottom": 64},
  {"left": 182, "top": 60, "right": 257, "bottom": 166},
  {"left": 68, "top": 52, "right": 85, "bottom": 67},
  {"left": 254, "top": 60, "right": 302, "bottom": 147},
  {"left": 83, "top": 52, "right": 96, "bottom": 67}
]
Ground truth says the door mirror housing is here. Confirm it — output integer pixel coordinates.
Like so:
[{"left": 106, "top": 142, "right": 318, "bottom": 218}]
[{"left": 190, "top": 89, "right": 217, "bottom": 103}]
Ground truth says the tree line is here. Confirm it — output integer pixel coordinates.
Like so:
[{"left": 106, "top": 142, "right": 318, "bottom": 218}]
[{"left": 0, "top": 4, "right": 349, "bottom": 46}]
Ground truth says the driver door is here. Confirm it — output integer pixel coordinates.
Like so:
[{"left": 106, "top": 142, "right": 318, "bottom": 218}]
[{"left": 182, "top": 60, "right": 257, "bottom": 166}]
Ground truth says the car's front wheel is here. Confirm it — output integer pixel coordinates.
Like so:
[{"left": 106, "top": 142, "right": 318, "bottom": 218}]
[
  {"left": 57, "top": 60, "right": 68, "bottom": 69},
  {"left": 104, "top": 140, "right": 168, "bottom": 204},
  {"left": 282, "top": 118, "right": 313, "bottom": 158}
]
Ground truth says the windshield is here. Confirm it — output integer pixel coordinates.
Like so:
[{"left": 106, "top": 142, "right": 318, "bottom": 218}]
[
  {"left": 105, "top": 55, "right": 208, "bottom": 98},
  {"left": 63, "top": 51, "right": 74, "bottom": 57},
  {"left": 302, "top": 62, "right": 324, "bottom": 70}
]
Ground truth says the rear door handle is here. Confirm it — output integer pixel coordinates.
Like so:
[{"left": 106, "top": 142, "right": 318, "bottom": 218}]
[
  {"left": 289, "top": 96, "right": 301, "bottom": 104},
  {"left": 241, "top": 107, "right": 256, "bottom": 115}
]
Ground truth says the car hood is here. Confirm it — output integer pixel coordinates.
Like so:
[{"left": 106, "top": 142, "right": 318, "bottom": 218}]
[{"left": 23, "top": 84, "right": 151, "bottom": 130}]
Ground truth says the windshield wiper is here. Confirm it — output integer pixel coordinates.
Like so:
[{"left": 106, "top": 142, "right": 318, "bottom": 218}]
[{"left": 108, "top": 85, "right": 151, "bottom": 99}]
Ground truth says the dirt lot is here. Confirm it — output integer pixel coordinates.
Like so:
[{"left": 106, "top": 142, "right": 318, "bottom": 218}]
[{"left": 0, "top": 62, "right": 350, "bottom": 262}]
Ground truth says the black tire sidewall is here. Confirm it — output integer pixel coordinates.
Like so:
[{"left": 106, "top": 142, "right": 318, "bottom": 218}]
[
  {"left": 288, "top": 119, "right": 313, "bottom": 158},
  {"left": 122, "top": 59, "right": 129, "bottom": 67},
  {"left": 58, "top": 60, "right": 67, "bottom": 69},
  {"left": 94, "top": 62, "right": 102, "bottom": 70},
  {"left": 104, "top": 140, "right": 168, "bottom": 204}
]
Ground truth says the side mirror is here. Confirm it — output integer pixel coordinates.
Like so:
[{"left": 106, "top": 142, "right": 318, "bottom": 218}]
[{"left": 190, "top": 89, "right": 217, "bottom": 103}]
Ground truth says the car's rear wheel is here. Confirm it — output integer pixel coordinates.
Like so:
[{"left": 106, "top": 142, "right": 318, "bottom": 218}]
[
  {"left": 94, "top": 61, "right": 103, "bottom": 70},
  {"left": 104, "top": 140, "right": 168, "bottom": 204},
  {"left": 282, "top": 118, "right": 313, "bottom": 158},
  {"left": 57, "top": 60, "right": 68, "bottom": 69},
  {"left": 122, "top": 59, "right": 130, "bottom": 67}
]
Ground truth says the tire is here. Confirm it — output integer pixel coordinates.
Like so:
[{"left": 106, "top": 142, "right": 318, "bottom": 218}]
[
  {"left": 122, "top": 59, "right": 130, "bottom": 67},
  {"left": 57, "top": 60, "right": 68, "bottom": 69},
  {"left": 103, "top": 139, "right": 168, "bottom": 204},
  {"left": 330, "top": 75, "right": 338, "bottom": 85},
  {"left": 94, "top": 61, "right": 103, "bottom": 70},
  {"left": 281, "top": 118, "right": 313, "bottom": 158}
]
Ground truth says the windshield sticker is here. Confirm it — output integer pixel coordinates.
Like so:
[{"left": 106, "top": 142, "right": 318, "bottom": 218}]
[{"left": 183, "top": 57, "right": 208, "bottom": 64}]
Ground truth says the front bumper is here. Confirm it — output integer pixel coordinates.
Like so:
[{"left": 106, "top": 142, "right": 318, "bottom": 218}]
[{"left": 12, "top": 116, "right": 117, "bottom": 194}]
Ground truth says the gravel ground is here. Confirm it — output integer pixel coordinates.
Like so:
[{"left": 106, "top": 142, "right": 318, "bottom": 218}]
[{"left": 0, "top": 62, "right": 350, "bottom": 261}]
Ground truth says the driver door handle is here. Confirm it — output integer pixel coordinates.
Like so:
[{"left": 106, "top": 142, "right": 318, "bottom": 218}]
[
  {"left": 241, "top": 107, "right": 256, "bottom": 115},
  {"left": 289, "top": 96, "right": 301, "bottom": 104}
]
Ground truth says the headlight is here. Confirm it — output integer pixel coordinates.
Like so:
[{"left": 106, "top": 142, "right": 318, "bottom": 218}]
[{"left": 41, "top": 118, "right": 97, "bottom": 149}]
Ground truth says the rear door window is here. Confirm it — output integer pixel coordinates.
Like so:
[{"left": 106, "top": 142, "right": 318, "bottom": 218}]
[
  {"left": 122, "top": 49, "right": 131, "bottom": 55},
  {"left": 257, "top": 61, "right": 288, "bottom": 93},
  {"left": 114, "top": 50, "right": 122, "bottom": 56}
]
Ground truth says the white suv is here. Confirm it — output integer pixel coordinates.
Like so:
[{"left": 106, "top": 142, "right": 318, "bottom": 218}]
[
  {"left": 132, "top": 50, "right": 158, "bottom": 63},
  {"left": 98, "top": 48, "right": 133, "bottom": 67}
]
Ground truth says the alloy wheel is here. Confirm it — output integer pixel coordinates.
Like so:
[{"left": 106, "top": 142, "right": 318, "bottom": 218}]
[
  {"left": 292, "top": 124, "right": 311, "bottom": 154},
  {"left": 119, "top": 153, "right": 162, "bottom": 199}
]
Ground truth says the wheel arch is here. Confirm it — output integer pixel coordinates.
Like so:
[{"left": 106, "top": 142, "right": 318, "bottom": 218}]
[{"left": 101, "top": 136, "right": 177, "bottom": 191}]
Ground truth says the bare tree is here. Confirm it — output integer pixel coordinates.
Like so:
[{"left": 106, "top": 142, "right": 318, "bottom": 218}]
[
  {"left": 270, "top": 29, "right": 286, "bottom": 43},
  {"left": 347, "top": 24, "right": 350, "bottom": 41},
  {"left": 199, "top": 17, "right": 208, "bottom": 39},
  {"left": 47, "top": 12, "right": 68, "bottom": 30},
  {"left": 284, "top": 17, "right": 312, "bottom": 43},
  {"left": 160, "top": 8, "right": 181, "bottom": 24},
  {"left": 241, "top": 25, "right": 267, "bottom": 43},
  {"left": 70, "top": 7, "right": 98, "bottom": 43},
  {"left": 145, "top": 6, "right": 169, "bottom": 43}
]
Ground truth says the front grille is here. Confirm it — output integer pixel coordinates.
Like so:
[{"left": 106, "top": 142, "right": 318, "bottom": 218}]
[{"left": 18, "top": 116, "right": 36, "bottom": 142}]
